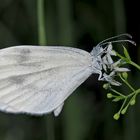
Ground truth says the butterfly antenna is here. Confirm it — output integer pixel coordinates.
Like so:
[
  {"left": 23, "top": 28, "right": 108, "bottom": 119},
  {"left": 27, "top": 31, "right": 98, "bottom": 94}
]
[
  {"left": 97, "top": 33, "right": 132, "bottom": 46},
  {"left": 100, "top": 39, "right": 136, "bottom": 46},
  {"left": 95, "top": 39, "right": 136, "bottom": 57}
]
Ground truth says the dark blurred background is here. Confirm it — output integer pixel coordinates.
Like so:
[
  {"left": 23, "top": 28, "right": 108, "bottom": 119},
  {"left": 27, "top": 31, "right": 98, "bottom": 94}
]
[{"left": 0, "top": 0, "right": 140, "bottom": 140}]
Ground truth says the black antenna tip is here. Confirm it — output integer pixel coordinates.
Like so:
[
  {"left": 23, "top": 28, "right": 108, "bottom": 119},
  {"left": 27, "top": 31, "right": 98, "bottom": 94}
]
[{"left": 132, "top": 41, "right": 136, "bottom": 46}]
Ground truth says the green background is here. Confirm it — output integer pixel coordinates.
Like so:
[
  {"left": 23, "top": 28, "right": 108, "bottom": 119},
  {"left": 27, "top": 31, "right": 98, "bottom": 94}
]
[{"left": 0, "top": 0, "right": 140, "bottom": 140}]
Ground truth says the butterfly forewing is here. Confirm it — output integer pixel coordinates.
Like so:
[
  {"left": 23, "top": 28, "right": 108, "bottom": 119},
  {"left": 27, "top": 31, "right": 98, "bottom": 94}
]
[{"left": 0, "top": 46, "right": 93, "bottom": 115}]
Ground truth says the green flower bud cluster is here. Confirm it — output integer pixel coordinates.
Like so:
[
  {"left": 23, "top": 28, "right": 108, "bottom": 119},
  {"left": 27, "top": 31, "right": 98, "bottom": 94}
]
[{"left": 103, "top": 44, "right": 140, "bottom": 120}]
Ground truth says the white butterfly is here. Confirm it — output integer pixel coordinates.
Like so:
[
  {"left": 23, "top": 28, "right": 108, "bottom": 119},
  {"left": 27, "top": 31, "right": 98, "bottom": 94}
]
[{"left": 0, "top": 34, "right": 134, "bottom": 116}]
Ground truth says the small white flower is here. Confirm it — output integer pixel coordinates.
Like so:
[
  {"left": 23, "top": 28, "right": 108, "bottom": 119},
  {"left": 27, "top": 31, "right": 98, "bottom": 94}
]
[
  {"left": 105, "top": 43, "right": 116, "bottom": 63},
  {"left": 106, "top": 43, "right": 116, "bottom": 56},
  {"left": 111, "top": 60, "right": 130, "bottom": 72},
  {"left": 114, "top": 67, "right": 130, "bottom": 72},
  {"left": 101, "top": 43, "right": 116, "bottom": 71},
  {"left": 95, "top": 43, "right": 130, "bottom": 86},
  {"left": 102, "top": 72, "right": 121, "bottom": 86}
]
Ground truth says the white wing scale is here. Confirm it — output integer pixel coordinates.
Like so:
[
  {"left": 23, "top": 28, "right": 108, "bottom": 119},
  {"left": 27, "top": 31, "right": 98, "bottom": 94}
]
[{"left": 0, "top": 46, "right": 92, "bottom": 116}]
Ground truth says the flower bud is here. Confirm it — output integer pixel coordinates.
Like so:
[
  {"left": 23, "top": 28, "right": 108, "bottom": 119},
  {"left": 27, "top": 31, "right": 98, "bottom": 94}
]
[
  {"left": 122, "top": 72, "right": 128, "bottom": 80},
  {"left": 121, "top": 107, "right": 127, "bottom": 114},
  {"left": 130, "top": 99, "right": 136, "bottom": 105},
  {"left": 107, "top": 93, "right": 113, "bottom": 98},
  {"left": 103, "top": 83, "right": 110, "bottom": 90},
  {"left": 113, "top": 113, "right": 120, "bottom": 120}
]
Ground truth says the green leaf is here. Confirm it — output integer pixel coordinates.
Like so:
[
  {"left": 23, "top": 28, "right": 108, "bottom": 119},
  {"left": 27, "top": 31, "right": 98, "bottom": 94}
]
[
  {"left": 123, "top": 46, "right": 131, "bottom": 60},
  {"left": 112, "top": 96, "right": 124, "bottom": 102}
]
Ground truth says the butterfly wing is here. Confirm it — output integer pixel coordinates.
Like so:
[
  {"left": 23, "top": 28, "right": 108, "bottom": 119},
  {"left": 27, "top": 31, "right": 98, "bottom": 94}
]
[{"left": 0, "top": 46, "right": 93, "bottom": 116}]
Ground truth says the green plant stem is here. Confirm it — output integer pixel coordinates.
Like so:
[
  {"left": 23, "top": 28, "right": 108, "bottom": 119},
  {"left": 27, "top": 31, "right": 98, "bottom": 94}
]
[
  {"left": 111, "top": 88, "right": 126, "bottom": 98},
  {"left": 127, "top": 88, "right": 140, "bottom": 98},
  {"left": 37, "top": 1, "right": 55, "bottom": 140},
  {"left": 129, "top": 61, "right": 140, "bottom": 71},
  {"left": 116, "top": 52, "right": 140, "bottom": 71},
  {"left": 37, "top": 0, "right": 47, "bottom": 45},
  {"left": 118, "top": 97, "right": 127, "bottom": 113},
  {"left": 116, "top": 52, "right": 125, "bottom": 60},
  {"left": 122, "top": 99, "right": 130, "bottom": 112},
  {"left": 119, "top": 74, "right": 135, "bottom": 91}
]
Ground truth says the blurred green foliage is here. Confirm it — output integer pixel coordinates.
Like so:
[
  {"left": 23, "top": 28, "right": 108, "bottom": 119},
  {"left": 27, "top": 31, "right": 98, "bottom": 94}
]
[{"left": 0, "top": 0, "right": 140, "bottom": 140}]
